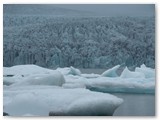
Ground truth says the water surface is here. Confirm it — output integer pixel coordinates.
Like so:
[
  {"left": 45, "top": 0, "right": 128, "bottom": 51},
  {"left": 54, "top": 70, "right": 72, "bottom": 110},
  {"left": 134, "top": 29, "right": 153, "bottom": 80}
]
[{"left": 113, "top": 93, "right": 155, "bottom": 116}]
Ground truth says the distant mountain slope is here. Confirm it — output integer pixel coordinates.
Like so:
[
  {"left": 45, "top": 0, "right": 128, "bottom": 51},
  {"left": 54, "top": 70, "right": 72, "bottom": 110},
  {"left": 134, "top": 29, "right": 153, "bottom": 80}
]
[{"left": 3, "top": 4, "right": 94, "bottom": 16}]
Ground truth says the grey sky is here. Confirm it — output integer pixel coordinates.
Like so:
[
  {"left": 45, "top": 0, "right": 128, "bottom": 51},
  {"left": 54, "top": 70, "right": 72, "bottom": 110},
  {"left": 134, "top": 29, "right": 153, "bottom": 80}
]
[{"left": 53, "top": 4, "right": 155, "bottom": 16}]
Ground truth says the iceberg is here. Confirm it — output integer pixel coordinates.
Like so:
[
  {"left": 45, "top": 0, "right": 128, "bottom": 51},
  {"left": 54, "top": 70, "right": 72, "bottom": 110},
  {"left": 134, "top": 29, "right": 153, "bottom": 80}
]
[
  {"left": 85, "top": 77, "right": 154, "bottom": 94},
  {"left": 3, "top": 65, "right": 65, "bottom": 86},
  {"left": 81, "top": 73, "right": 100, "bottom": 78},
  {"left": 57, "top": 66, "right": 81, "bottom": 76},
  {"left": 62, "top": 83, "right": 86, "bottom": 89},
  {"left": 3, "top": 64, "right": 155, "bottom": 94},
  {"left": 68, "top": 66, "right": 81, "bottom": 76},
  {"left": 3, "top": 65, "right": 53, "bottom": 76},
  {"left": 64, "top": 66, "right": 155, "bottom": 94},
  {"left": 3, "top": 64, "right": 155, "bottom": 116},
  {"left": 4, "top": 86, "right": 123, "bottom": 116},
  {"left": 120, "top": 67, "right": 145, "bottom": 78},
  {"left": 11, "top": 72, "right": 65, "bottom": 87},
  {"left": 135, "top": 64, "right": 155, "bottom": 78},
  {"left": 101, "top": 65, "right": 120, "bottom": 77},
  {"left": 3, "top": 75, "right": 25, "bottom": 86}
]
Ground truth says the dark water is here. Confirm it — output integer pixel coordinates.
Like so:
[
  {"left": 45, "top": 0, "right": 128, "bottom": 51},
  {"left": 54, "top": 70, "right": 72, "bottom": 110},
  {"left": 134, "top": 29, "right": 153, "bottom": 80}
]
[
  {"left": 113, "top": 93, "right": 155, "bottom": 116},
  {"left": 80, "top": 68, "right": 124, "bottom": 75},
  {"left": 80, "top": 68, "right": 106, "bottom": 74}
]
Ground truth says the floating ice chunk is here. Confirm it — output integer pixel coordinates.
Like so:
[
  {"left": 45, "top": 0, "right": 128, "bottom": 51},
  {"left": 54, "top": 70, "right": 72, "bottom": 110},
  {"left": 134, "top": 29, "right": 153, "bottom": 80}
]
[
  {"left": 135, "top": 64, "right": 155, "bottom": 78},
  {"left": 101, "top": 65, "right": 120, "bottom": 77},
  {"left": 81, "top": 73, "right": 100, "bottom": 78},
  {"left": 11, "top": 71, "right": 65, "bottom": 86},
  {"left": 120, "top": 67, "right": 145, "bottom": 78},
  {"left": 3, "top": 65, "right": 53, "bottom": 76},
  {"left": 56, "top": 67, "right": 71, "bottom": 75},
  {"left": 3, "top": 65, "right": 59, "bottom": 86},
  {"left": 67, "top": 93, "right": 123, "bottom": 116},
  {"left": 62, "top": 83, "right": 86, "bottom": 89},
  {"left": 3, "top": 77, "right": 15, "bottom": 86},
  {"left": 57, "top": 66, "right": 81, "bottom": 76},
  {"left": 22, "top": 114, "right": 35, "bottom": 116},
  {"left": 85, "top": 77, "right": 155, "bottom": 94},
  {"left": 68, "top": 66, "right": 81, "bottom": 76},
  {"left": 4, "top": 93, "right": 49, "bottom": 116},
  {"left": 4, "top": 86, "right": 123, "bottom": 116},
  {"left": 64, "top": 71, "right": 154, "bottom": 94},
  {"left": 3, "top": 75, "right": 25, "bottom": 86}
]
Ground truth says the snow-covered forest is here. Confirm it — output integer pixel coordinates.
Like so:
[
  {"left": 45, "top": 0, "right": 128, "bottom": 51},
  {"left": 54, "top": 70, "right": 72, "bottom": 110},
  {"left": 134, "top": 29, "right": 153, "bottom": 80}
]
[{"left": 3, "top": 9, "right": 155, "bottom": 69}]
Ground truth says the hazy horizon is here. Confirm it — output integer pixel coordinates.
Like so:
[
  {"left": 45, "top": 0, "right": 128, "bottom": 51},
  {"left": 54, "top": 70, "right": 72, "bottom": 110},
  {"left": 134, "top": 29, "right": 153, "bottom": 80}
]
[
  {"left": 4, "top": 4, "right": 155, "bottom": 17},
  {"left": 53, "top": 4, "right": 155, "bottom": 16}
]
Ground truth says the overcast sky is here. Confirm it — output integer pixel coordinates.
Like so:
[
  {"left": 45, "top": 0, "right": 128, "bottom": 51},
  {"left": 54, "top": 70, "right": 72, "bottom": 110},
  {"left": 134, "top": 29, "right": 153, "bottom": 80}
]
[{"left": 53, "top": 4, "right": 155, "bottom": 16}]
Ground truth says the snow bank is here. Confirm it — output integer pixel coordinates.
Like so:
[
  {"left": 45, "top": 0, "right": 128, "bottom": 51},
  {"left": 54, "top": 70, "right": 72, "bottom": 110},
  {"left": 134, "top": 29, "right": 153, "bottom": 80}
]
[
  {"left": 120, "top": 67, "right": 145, "bottom": 78},
  {"left": 135, "top": 64, "right": 155, "bottom": 78},
  {"left": 101, "top": 65, "right": 120, "bottom": 77},
  {"left": 11, "top": 71, "right": 65, "bottom": 86},
  {"left": 4, "top": 86, "right": 123, "bottom": 116},
  {"left": 57, "top": 66, "right": 81, "bottom": 76}
]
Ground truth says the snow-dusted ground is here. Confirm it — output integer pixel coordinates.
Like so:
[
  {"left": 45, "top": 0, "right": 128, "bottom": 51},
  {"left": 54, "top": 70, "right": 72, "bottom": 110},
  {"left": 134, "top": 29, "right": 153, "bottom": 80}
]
[{"left": 3, "top": 64, "right": 155, "bottom": 116}]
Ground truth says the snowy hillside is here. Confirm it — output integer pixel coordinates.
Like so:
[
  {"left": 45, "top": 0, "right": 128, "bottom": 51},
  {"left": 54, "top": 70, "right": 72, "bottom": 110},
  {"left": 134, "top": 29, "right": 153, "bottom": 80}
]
[{"left": 3, "top": 5, "right": 155, "bottom": 69}]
